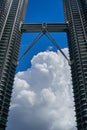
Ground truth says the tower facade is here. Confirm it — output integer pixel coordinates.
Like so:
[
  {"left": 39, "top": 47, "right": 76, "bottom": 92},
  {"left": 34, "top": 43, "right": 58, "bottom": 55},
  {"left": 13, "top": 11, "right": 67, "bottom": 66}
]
[
  {"left": 0, "top": 0, "right": 28, "bottom": 129},
  {"left": 63, "top": 0, "right": 87, "bottom": 129}
]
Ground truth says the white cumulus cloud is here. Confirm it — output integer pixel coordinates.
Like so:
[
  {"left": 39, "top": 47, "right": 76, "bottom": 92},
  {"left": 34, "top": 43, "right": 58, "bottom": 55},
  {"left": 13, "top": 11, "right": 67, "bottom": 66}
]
[{"left": 6, "top": 48, "right": 76, "bottom": 130}]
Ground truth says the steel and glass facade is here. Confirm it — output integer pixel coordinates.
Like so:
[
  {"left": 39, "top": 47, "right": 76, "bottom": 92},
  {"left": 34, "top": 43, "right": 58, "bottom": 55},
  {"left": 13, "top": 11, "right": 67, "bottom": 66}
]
[
  {"left": 0, "top": 0, "right": 28, "bottom": 129},
  {"left": 63, "top": 0, "right": 87, "bottom": 129}
]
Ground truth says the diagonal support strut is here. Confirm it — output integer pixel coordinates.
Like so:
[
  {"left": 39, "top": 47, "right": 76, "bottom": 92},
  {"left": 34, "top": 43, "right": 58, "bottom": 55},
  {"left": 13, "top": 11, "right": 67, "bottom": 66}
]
[
  {"left": 18, "top": 32, "right": 43, "bottom": 62},
  {"left": 45, "top": 31, "right": 71, "bottom": 65}
]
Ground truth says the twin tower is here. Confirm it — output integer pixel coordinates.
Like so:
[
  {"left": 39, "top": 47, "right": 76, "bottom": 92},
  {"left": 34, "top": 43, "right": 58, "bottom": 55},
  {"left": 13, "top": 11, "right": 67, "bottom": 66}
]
[{"left": 0, "top": 0, "right": 87, "bottom": 130}]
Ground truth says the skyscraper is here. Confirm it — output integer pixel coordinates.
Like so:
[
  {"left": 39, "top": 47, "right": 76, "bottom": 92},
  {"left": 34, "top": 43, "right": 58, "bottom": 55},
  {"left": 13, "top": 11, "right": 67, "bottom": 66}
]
[
  {"left": 63, "top": 0, "right": 87, "bottom": 129},
  {"left": 0, "top": 0, "right": 87, "bottom": 130},
  {"left": 0, "top": 0, "right": 28, "bottom": 129}
]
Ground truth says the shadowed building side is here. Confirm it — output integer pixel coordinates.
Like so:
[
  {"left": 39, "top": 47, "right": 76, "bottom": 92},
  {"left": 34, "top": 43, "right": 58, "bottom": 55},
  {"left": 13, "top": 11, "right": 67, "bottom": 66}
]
[
  {"left": 0, "top": 0, "right": 5, "bottom": 17},
  {"left": 63, "top": 0, "right": 87, "bottom": 129},
  {"left": 0, "top": 0, "right": 28, "bottom": 129},
  {"left": 80, "top": 0, "right": 87, "bottom": 33},
  {"left": 81, "top": 0, "right": 87, "bottom": 11}
]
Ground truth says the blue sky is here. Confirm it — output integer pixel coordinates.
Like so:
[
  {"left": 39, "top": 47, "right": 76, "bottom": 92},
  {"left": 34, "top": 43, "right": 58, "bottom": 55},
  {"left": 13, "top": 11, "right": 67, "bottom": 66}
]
[{"left": 17, "top": 0, "right": 68, "bottom": 72}]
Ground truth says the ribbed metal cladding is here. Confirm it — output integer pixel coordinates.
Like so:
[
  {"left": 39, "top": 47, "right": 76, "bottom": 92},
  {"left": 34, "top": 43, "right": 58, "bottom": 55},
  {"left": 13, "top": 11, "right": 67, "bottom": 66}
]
[
  {"left": 0, "top": 0, "right": 3, "bottom": 15},
  {"left": 63, "top": 0, "right": 87, "bottom": 129},
  {"left": 80, "top": 0, "right": 87, "bottom": 33},
  {"left": 0, "top": 0, "right": 6, "bottom": 20},
  {"left": 0, "top": 0, "right": 5, "bottom": 14},
  {"left": 0, "top": 0, "right": 13, "bottom": 40},
  {"left": 0, "top": 0, "right": 28, "bottom": 129}
]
